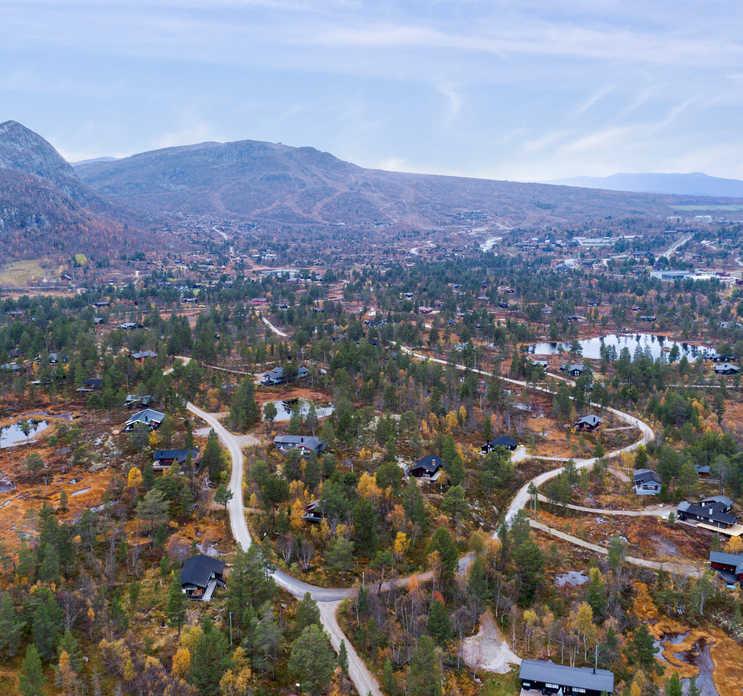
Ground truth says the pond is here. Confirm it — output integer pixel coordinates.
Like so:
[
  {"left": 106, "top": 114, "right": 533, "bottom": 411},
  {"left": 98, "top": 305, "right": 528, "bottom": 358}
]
[
  {"left": 654, "top": 633, "right": 718, "bottom": 696},
  {"left": 554, "top": 570, "right": 588, "bottom": 587},
  {"left": 263, "top": 399, "right": 335, "bottom": 423},
  {"left": 528, "top": 333, "right": 714, "bottom": 362},
  {"left": 0, "top": 419, "right": 49, "bottom": 448}
]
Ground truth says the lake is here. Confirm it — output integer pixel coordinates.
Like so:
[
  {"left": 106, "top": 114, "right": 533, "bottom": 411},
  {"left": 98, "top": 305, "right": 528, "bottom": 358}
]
[
  {"left": 528, "top": 333, "right": 714, "bottom": 362},
  {"left": 0, "top": 419, "right": 49, "bottom": 448}
]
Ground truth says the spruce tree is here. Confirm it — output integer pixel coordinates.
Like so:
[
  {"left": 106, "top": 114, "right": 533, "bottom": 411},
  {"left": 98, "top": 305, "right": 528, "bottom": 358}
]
[
  {"left": 407, "top": 635, "right": 442, "bottom": 696},
  {"left": 295, "top": 592, "right": 321, "bottom": 634},
  {"left": 0, "top": 593, "right": 24, "bottom": 658},
  {"left": 167, "top": 572, "right": 186, "bottom": 632},
  {"left": 288, "top": 624, "right": 336, "bottom": 695},
  {"left": 427, "top": 600, "right": 453, "bottom": 645},
  {"left": 19, "top": 644, "right": 45, "bottom": 696}
]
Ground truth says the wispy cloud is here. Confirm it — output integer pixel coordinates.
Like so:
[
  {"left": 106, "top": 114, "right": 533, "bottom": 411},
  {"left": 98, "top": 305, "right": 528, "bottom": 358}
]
[
  {"left": 435, "top": 82, "right": 463, "bottom": 125},
  {"left": 574, "top": 84, "right": 614, "bottom": 115}
]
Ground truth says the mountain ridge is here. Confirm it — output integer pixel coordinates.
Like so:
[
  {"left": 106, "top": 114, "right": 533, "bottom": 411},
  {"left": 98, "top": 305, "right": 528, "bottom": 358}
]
[
  {"left": 554, "top": 171, "right": 743, "bottom": 198},
  {"left": 75, "top": 136, "right": 742, "bottom": 229}
]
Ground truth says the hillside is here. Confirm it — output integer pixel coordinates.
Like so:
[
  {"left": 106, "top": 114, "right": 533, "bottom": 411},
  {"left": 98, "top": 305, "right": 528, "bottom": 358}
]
[
  {"left": 556, "top": 172, "right": 743, "bottom": 198},
  {"left": 75, "top": 138, "right": 727, "bottom": 229},
  {"left": 0, "top": 121, "right": 133, "bottom": 260}
]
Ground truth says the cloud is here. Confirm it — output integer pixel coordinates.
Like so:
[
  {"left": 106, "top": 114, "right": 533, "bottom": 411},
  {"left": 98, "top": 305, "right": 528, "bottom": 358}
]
[
  {"left": 523, "top": 129, "right": 573, "bottom": 153},
  {"left": 153, "top": 119, "right": 215, "bottom": 149},
  {"left": 574, "top": 84, "right": 614, "bottom": 115},
  {"left": 435, "top": 82, "right": 463, "bottom": 124},
  {"left": 558, "top": 125, "right": 636, "bottom": 154}
]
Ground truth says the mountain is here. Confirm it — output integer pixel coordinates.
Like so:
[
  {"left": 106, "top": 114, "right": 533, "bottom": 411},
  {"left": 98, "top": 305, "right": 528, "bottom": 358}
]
[
  {"left": 0, "top": 120, "right": 129, "bottom": 260},
  {"left": 72, "top": 156, "right": 118, "bottom": 166},
  {"left": 555, "top": 172, "right": 743, "bottom": 198},
  {"left": 76, "top": 138, "right": 728, "bottom": 229}
]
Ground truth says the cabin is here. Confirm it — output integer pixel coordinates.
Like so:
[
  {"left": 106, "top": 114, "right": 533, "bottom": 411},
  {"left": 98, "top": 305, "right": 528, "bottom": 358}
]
[
  {"left": 180, "top": 555, "right": 226, "bottom": 601},
  {"left": 482, "top": 436, "right": 518, "bottom": 453},
  {"left": 273, "top": 435, "right": 324, "bottom": 457},
  {"left": 153, "top": 448, "right": 199, "bottom": 471},
  {"left": 561, "top": 363, "right": 585, "bottom": 377},
  {"left": 633, "top": 469, "right": 662, "bottom": 496},
  {"left": 700, "top": 495, "right": 733, "bottom": 512},
  {"left": 519, "top": 659, "right": 614, "bottom": 695},
  {"left": 302, "top": 500, "right": 324, "bottom": 523},
  {"left": 131, "top": 350, "right": 157, "bottom": 361},
  {"left": 575, "top": 415, "right": 602, "bottom": 431},
  {"left": 124, "top": 394, "right": 154, "bottom": 408},
  {"left": 124, "top": 408, "right": 165, "bottom": 432},
  {"left": 709, "top": 551, "right": 743, "bottom": 586},
  {"left": 408, "top": 455, "right": 443, "bottom": 482},
  {"left": 76, "top": 377, "right": 102, "bottom": 393},
  {"left": 696, "top": 464, "right": 711, "bottom": 477},
  {"left": 715, "top": 363, "right": 740, "bottom": 375},
  {"left": 261, "top": 366, "right": 310, "bottom": 386},
  {"left": 677, "top": 497, "right": 737, "bottom": 529}
]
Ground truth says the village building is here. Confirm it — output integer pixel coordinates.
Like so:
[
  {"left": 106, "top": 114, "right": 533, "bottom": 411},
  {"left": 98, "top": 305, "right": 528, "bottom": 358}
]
[
  {"left": 180, "top": 555, "right": 226, "bottom": 601},
  {"left": 273, "top": 435, "right": 324, "bottom": 457},
  {"left": 677, "top": 496, "right": 737, "bottom": 529},
  {"left": 124, "top": 408, "right": 165, "bottom": 432},
  {"left": 519, "top": 659, "right": 614, "bottom": 695},
  {"left": 575, "top": 414, "right": 602, "bottom": 431},
  {"left": 709, "top": 550, "right": 743, "bottom": 587},
  {"left": 482, "top": 435, "right": 518, "bottom": 453},
  {"left": 633, "top": 469, "right": 662, "bottom": 496},
  {"left": 153, "top": 448, "right": 199, "bottom": 470},
  {"left": 408, "top": 455, "right": 443, "bottom": 482}
]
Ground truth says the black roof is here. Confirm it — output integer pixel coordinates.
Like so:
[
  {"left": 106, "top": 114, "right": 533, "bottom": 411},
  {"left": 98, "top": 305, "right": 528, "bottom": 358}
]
[
  {"left": 410, "top": 455, "right": 442, "bottom": 474},
  {"left": 677, "top": 501, "right": 737, "bottom": 526},
  {"left": 154, "top": 448, "right": 199, "bottom": 463},
  {"left": 520, "top": 659, "right": 614, "bottom": 693},
  {"left": 180, "top": 555, "right": 225, "bottom": 588},
  {"left": 485, "top": 435, "right": 517, "bottom": 450},
  {"left": 633, "top": 468, "right": 661, "bottom": 485}
]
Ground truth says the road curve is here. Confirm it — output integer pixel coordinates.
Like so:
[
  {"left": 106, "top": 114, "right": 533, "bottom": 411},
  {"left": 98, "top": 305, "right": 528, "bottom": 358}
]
[
  {"left": 186, "top": 403, "right": 379, "bottom": 696},
  {"left": 396, "top": 346, "right": 654, "bottom": 525},
  {"left": 187, "top": 346, "right": 657, "bottom": 690}
]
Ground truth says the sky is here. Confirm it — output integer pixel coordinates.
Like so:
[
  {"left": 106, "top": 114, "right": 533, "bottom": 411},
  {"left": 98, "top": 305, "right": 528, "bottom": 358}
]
[{"left": 2, "top": 0, "right": 743, "bottom": 182}]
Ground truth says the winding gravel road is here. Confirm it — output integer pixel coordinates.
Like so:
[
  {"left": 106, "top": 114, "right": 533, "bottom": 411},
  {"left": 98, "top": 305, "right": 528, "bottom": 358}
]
[
  {"left": 185, "top": 346, "right": 659, "bottom": 693},
  {"left": 186, "top": 403, "right": 380, "bottom": 696}
]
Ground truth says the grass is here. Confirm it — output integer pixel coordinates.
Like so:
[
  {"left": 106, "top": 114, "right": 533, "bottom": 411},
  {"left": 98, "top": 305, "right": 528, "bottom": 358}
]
[{"left": 0, "top": 259, "right": 47, "bottom": 286}]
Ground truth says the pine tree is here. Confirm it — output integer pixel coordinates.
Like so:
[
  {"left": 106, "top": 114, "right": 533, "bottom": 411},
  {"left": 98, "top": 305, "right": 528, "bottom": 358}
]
[
  {"left": 202, "top": 430, "right": 226, "bottom": 483},
  {"left": 427, "top": 600, "right": 453, "bottom": 645},
  {"left": 665, "top": 672, "right": 682, "bottom": 696},
  {"left": 383, "top": 658, "right": 398, "bottom": 696},
  {"left": 338, "top": 640, "right": 348, "bottom": 673},
  {"left": 19, "top": 644, "right": 46, "bottom": 696},
  {"left": 0, "top": 593, "right": 24, "bottom": 658},
  {"left": 230, "top": 378, "right": 260, "bottom": 431},
  {"left": 189, "top": 618, "right": 230, "bottom": 696},
  {"left": 288, "top": 624, "right": 336, "bottom": 695},
  {"left": 167, "top": 572, "right": 186, "bottom": 632},
  {"left": 295, "top": 592, "right": 321, "bottom": 634},
  {"left": 30, "top": 588, "right": 63, "bottom": 661},
  {"left": 407, "top": 635, "right": 442, "bottom": 696}
]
